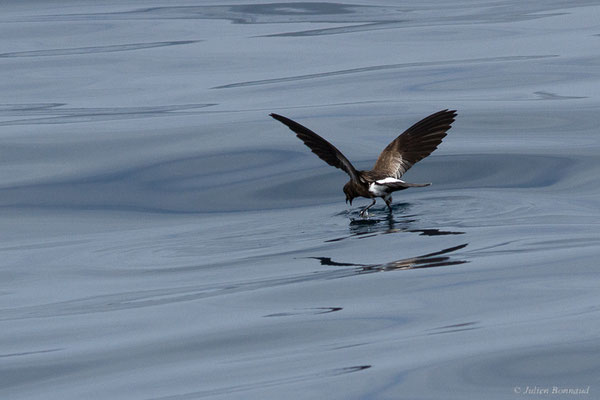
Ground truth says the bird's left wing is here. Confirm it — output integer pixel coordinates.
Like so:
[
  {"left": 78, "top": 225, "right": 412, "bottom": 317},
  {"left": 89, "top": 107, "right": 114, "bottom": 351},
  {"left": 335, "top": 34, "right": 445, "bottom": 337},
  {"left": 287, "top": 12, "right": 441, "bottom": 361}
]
[
  {"left": 372, "top": 109, "right": 457, "bottom": 178},
  {"left": 270, "top": 113, "right": 360, "bottom": 182}
]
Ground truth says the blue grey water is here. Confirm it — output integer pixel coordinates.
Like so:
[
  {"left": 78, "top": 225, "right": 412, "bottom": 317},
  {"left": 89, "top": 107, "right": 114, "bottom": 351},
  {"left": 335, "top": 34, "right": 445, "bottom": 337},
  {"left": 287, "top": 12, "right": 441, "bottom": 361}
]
[{"left": 1, "top": 1, "right": 599, "bottom": 399}]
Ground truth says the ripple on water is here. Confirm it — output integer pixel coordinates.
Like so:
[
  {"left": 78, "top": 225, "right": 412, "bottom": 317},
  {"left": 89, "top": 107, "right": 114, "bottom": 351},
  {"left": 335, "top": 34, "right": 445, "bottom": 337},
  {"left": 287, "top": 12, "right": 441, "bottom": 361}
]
[
  {"left": 0, "top": 152, "right": 590, "bottom": 214},
  {"left": 391, "top": 342, "right": 600, "bottom": 399}
]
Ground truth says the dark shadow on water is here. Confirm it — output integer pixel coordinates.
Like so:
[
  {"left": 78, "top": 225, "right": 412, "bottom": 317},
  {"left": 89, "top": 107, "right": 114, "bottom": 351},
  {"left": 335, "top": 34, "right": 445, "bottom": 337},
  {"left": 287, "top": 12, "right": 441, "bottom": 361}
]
[
  {"left": 213, "top": 55, "right": 556, "bottom": 89},
  {"left": 412, "top": 229, "right": 465, "bottom": 236},
  {"left": 263, "top": 307, "right": 342, "bottom": 318},
  {"left": 148, "top": 363, "right": 370, "bottom": 399},
  {"left": 426, "top": 321, "right": 480, "bottom": 336},
  {"left": 0, "top": 40, "right": 200, "bottom": 58},
  {"left": 310, "top": 243, "right": 469, "bottom": 273},
  {"left": 0, "top": 102, "right": 216, "bottom": 126}
]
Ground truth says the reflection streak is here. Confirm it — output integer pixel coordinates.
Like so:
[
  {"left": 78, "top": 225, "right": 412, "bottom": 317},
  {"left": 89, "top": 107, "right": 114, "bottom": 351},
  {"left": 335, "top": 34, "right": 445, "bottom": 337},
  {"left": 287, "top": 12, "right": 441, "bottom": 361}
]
[{"left": 311, "top": 243, "right": 469, "bottom": 272}]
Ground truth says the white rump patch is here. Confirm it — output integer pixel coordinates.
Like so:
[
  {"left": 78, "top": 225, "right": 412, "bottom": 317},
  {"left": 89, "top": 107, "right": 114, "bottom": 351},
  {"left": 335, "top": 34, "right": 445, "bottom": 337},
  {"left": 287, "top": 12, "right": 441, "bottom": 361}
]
[
  {"left": 375, "top": 177, "right": 404, "bottom": 185},
  {"left": 370, "top": 177, "right": 406, "bottom": 196}
]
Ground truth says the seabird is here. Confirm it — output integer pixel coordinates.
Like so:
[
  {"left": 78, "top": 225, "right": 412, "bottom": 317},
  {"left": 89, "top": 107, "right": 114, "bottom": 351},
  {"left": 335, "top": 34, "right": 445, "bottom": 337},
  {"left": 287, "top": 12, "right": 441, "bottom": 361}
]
[{"left": 270, "top": 109, "right": 457, "bottom": 217}]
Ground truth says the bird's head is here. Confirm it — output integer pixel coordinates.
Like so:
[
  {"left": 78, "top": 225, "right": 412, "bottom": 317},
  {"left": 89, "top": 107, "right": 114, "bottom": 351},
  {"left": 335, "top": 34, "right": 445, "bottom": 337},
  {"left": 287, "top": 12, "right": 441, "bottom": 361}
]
[{"left": 343, "top": 181, "right": 355, "bottom": 206}]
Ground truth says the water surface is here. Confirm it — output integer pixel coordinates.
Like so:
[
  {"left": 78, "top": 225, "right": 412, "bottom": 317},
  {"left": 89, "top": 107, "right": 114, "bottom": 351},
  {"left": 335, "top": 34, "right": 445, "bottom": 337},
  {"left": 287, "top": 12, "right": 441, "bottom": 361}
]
[{"left": 1, "top": 1, "right": 599, "bottom": 399}]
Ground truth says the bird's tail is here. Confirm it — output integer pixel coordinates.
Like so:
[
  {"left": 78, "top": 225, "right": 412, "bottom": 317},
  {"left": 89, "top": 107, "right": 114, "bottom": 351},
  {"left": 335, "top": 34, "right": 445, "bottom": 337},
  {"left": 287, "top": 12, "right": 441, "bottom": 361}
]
[
  {"left": 385, "top": 181, "right": 431, "bottom": 190},
  {"left": 401, "top": 182, "right": 431, "bottom": 187}
]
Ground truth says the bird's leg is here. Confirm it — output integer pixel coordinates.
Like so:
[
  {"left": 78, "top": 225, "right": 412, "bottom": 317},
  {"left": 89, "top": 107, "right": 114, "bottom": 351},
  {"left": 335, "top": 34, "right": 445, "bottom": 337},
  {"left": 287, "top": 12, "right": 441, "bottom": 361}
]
[
  {"left": 384, "top": 195, "right": 393, "bottom": 211},
  {"left": 359, "top": 199, "right": 377, "bottom": 217}
]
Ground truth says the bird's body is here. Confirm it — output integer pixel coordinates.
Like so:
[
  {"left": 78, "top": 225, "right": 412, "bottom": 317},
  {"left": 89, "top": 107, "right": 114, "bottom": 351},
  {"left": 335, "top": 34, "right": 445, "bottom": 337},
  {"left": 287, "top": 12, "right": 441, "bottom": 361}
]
[
  {"left": 270, "top": 110, "right": 457, "bottom": 216},
  {"left": 342, "top": 172, "right": 431, "bottom": 216}
]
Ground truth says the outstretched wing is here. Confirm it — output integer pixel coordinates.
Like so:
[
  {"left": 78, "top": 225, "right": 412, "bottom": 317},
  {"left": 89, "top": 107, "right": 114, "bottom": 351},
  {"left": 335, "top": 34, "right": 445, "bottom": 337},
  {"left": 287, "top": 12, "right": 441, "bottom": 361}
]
[
  {"left": 372, "top": 109, "right": 457, "bottom": 178},
  {"left": 270, "top": 113, "right": 360, "bottom": 182}
]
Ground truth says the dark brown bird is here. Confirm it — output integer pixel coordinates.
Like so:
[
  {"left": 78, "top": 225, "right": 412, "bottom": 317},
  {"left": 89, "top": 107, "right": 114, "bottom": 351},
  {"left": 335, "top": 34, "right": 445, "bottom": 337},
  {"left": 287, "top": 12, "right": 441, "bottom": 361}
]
[{"left": 270, "top": 110, "right": 457, "bottom": 216}]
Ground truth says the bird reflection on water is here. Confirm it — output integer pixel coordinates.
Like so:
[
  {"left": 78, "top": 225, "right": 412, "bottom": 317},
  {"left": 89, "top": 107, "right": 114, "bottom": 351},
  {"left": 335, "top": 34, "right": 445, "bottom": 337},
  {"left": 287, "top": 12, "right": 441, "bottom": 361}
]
[
  {"left": 310, "top": 243, "right": 468, "bottom": 273},
  {"left": 327, "top": 202, "right": 465, "bottom": 243}
]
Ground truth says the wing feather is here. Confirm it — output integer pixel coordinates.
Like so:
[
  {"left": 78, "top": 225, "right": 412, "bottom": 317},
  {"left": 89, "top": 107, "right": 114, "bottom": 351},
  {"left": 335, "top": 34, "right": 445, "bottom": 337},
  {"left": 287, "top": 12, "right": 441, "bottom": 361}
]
[
  {"left": 372, "top": 110, "right": 457, "bottom": 178},
  {"left": 270, "top": 113, "right": 360, "bottom": 182}
]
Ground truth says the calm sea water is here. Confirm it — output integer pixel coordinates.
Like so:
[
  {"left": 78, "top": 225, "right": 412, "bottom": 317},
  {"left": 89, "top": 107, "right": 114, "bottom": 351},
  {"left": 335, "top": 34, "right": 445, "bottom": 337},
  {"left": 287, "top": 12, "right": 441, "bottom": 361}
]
[{"left": 1, "top": 1, "right": 599, "bottom": 399}]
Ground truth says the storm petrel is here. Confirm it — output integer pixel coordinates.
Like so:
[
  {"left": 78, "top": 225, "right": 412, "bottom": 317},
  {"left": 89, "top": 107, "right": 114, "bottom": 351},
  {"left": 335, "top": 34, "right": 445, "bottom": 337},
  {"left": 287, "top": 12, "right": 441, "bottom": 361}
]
[{"left": 270, "top": 109, "right": 457, "bottom": 216}]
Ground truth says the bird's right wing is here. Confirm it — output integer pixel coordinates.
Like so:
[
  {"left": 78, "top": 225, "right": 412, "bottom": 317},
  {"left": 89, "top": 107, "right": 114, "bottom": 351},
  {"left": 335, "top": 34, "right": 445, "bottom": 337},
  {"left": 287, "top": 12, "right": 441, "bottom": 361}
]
[{"left": 270, "top": 113, "right": 361, "bottom": 182}]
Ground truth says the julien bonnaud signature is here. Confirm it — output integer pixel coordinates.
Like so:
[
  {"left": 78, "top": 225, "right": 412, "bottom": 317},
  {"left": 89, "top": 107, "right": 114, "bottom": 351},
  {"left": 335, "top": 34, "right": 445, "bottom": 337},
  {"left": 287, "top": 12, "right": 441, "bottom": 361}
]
[{"left": 513, "top": 385, "right": 590, "bottom": 395}]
